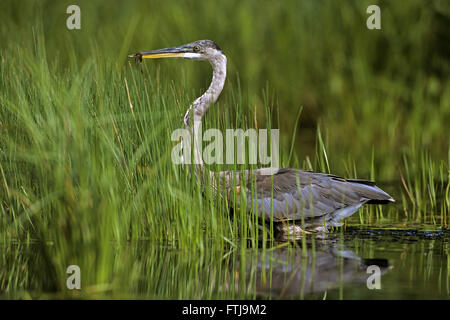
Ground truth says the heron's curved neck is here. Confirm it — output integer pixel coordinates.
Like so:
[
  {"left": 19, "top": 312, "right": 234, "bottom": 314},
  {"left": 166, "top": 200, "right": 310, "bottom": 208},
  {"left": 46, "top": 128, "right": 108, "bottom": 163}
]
[
  {"left": 184, "top": 53, "right": 227, "bottom": 126},
  {"left": 184, "top": 53, "right": 227, "bottom": 168}
]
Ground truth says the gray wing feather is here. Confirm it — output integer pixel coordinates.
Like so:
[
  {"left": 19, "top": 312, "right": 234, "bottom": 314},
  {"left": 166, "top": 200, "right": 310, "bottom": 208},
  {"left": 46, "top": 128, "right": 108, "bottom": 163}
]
[{"left": 217, "top": 168, "right": 394, "bottom": 221}]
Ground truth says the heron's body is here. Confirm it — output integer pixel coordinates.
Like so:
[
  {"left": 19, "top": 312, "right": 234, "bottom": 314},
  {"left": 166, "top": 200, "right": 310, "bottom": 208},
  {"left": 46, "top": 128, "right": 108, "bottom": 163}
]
[
  {"left": 130, "top": 40, "right": 394, "bottom": 236},
  {"left": 212, "top": 167, "right": 393, "bottom": 234}
]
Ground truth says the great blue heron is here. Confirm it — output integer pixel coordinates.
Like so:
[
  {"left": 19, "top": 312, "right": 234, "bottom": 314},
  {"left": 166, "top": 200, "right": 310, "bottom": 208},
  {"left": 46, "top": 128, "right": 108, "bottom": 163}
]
[{"left": 129, "top": 40, "right": 394, "bottom": 237}]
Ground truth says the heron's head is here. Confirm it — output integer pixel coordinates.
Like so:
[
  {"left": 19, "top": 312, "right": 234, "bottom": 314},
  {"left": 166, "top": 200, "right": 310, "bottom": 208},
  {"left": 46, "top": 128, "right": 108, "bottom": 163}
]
[{"left": 128, "top": 40, "right": 223, "bottom": 62}]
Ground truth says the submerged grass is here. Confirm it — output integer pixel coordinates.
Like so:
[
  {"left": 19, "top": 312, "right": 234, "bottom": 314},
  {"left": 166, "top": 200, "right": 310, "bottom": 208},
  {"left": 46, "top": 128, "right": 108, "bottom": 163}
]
[{"left": 0, "top": 0, "right": 448, "bottom": 298}]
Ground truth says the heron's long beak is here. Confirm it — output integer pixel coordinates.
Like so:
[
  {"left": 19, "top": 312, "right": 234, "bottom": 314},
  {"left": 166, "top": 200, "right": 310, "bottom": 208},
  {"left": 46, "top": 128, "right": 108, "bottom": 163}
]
[{"left": 128, "top": 45, "right": 191, "bottom": 60}]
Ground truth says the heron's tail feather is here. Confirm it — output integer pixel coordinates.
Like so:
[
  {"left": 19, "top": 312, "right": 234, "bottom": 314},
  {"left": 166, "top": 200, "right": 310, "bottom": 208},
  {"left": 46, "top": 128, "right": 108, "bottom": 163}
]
[{"left": 345, "top": 179, "right": 395, "bottom": 204}]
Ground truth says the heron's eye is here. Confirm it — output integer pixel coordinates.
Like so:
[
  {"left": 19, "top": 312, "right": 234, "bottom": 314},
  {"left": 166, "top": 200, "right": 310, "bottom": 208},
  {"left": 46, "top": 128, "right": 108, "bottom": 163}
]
[{"left": 193, "top": 45, "right": 200, "bottom": 52}]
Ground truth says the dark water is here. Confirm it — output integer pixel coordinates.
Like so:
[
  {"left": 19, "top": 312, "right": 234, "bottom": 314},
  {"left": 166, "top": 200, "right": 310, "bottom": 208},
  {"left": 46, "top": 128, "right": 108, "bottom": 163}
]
[
  {"left": 1, "top": 222, "right": 449, "bottom": 299},
  {"left": 255, "top": 228, "right": 450, "bottom": 299}
]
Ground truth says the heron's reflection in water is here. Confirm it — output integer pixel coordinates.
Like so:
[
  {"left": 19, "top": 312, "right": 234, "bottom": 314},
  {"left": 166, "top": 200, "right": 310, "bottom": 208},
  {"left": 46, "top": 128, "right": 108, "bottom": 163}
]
[{"left": 225, "top": 240, "right": 391, "bottom": 298}]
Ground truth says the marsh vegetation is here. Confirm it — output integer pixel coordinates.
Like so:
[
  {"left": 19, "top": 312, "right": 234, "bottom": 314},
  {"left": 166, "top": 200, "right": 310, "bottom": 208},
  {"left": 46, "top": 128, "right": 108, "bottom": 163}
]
[{"left": 0, "top": 0, "right": 448, "bottom": 298}]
